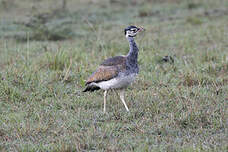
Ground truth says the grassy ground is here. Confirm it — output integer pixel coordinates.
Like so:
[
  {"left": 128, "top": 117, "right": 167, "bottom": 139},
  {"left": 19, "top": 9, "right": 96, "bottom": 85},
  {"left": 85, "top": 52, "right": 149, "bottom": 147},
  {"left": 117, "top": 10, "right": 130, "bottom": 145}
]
[{"left": 0, "top": 0, "right": 228, "bottom": 151}]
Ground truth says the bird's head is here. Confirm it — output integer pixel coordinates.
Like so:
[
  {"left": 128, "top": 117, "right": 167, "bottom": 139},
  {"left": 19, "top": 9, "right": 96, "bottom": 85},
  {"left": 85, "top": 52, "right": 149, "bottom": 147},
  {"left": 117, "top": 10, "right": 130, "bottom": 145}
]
[{"left": 124, "top": 25, "right": 145, "bottom": 38}]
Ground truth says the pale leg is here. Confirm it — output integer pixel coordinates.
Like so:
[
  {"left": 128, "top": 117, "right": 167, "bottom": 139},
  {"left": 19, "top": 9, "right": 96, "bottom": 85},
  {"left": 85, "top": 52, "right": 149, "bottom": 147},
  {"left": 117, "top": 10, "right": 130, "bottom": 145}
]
[
  {"left": 119, "top": 90, "right": 129, "bottom": 112},
  {"left": 103, "top": 90, "right": 107, "bottom": 113}
]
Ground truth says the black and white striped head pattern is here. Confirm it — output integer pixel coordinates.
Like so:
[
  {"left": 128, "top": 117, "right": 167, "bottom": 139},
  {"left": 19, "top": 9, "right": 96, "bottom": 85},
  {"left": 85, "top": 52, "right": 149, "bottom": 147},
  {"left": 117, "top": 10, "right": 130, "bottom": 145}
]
[{"left": 124, "top": 25, "right": 144, "bottom": 38}]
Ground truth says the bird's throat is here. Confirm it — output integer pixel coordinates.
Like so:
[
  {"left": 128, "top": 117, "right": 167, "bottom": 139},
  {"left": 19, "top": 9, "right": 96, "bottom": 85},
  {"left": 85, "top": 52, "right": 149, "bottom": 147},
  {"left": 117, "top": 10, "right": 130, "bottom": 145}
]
[{"left": 127, "top": 37, "right": 138, "bottom": 64}]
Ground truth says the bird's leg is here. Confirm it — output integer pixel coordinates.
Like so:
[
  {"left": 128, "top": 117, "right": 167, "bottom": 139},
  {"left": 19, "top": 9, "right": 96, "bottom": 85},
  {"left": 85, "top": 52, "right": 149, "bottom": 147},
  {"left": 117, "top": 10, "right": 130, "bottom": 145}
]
[
  {"left": 119, "top": 90, "right": 129, "bottom": 112},
  {"left": 103, "top": 90, "right": 108, "bottom": 113}
]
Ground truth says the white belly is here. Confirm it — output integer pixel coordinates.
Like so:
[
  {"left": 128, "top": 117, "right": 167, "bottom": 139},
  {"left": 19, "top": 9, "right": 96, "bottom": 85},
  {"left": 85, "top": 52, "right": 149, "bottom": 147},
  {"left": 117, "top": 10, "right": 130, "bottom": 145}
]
[{"left": 94, "top": 74, "right": 137, "bottom": 90}]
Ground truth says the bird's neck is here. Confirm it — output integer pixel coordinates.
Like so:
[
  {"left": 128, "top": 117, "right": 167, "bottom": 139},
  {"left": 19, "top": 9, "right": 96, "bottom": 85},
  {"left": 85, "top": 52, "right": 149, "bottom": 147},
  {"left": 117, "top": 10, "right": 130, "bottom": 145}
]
[{"left": 126, "top": 36, "right": 138, "bottom": 63}]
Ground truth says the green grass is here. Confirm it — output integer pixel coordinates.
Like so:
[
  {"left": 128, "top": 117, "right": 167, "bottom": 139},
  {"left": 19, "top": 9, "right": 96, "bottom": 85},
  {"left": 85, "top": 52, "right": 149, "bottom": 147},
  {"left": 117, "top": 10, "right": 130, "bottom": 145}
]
[{"left": 0, "top": 0, "right": 228, "bottom": 151}]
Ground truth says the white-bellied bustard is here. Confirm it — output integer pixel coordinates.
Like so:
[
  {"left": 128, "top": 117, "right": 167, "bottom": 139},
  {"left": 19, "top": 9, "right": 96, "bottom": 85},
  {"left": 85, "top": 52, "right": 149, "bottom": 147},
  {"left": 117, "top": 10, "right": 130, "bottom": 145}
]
[{"left": 83, "top": 25, "right": 145, "bottom": 113}]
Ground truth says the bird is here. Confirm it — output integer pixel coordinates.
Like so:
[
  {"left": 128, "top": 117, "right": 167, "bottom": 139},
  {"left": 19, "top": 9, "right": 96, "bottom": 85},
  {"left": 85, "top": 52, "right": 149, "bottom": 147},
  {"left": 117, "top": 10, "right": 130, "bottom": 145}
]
[{"left": 83, "top": 25, "right": 144, "bottom": 113}]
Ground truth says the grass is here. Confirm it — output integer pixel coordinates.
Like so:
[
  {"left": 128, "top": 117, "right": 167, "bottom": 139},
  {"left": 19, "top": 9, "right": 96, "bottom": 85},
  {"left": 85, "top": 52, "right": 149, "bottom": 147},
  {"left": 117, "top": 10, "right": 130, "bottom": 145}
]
[{"left": 0, "top": 0, "right": 228, "bottom": 151}]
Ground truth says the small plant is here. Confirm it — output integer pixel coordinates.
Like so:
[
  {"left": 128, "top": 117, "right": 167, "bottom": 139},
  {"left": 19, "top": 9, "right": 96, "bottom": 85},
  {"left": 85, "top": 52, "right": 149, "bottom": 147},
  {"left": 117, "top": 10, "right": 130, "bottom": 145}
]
[
  {"left": 186, "top": 16, "right": 203, "bottom": 25},
  {"left": 187, "top": 2, "right": 202, "bottom": 9},
  {"left": 46, "top": 49, "right": 70, "bottom": 71}
]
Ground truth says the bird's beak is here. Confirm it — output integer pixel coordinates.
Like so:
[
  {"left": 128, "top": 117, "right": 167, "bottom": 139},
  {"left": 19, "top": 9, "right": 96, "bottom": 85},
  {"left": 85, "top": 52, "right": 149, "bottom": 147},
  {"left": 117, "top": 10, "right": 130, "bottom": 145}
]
[{"left": 137, "top": 27, "right": 145, "bottom": 32}]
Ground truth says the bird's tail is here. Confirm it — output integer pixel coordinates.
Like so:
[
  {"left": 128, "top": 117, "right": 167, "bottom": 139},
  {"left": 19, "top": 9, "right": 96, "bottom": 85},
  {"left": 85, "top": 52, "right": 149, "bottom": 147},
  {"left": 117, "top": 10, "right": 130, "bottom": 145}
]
[{"left": 83, "top": 85, "right": 100, "bottom": 92}]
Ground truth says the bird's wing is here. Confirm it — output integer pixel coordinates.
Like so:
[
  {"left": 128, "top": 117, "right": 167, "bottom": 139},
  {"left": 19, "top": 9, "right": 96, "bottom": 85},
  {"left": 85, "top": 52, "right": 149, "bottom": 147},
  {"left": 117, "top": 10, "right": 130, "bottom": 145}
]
[
  {"left": 86, "top": 65, "right": 118, "bottom": 84},
  {"left": 86, "top": 56, "right": 127, "bottom": 85}
]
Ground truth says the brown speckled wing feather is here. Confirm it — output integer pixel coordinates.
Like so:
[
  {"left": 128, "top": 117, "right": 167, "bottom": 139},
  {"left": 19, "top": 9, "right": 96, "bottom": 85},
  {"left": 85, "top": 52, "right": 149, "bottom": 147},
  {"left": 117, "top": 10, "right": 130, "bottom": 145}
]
[{"left": 86, "top": 56, "right": 127, "bottom": 85}]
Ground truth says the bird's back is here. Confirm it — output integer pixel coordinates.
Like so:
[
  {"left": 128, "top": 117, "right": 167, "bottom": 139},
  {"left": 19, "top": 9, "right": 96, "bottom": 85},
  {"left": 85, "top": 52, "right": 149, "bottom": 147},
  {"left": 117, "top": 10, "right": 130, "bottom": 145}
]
[{"left": 101, "top": 56, "right": 126, "bottom": 66}]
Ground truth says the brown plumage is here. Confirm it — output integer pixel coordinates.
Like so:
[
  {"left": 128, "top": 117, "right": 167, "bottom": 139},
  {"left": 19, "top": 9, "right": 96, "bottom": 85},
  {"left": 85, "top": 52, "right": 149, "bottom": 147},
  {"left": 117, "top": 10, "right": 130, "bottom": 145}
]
[
  {"left": 85, "top": 56, "right": 127, "bottom": 85},
  {"left": 86, "top": 65, "right": 119, "bottom": 84}
]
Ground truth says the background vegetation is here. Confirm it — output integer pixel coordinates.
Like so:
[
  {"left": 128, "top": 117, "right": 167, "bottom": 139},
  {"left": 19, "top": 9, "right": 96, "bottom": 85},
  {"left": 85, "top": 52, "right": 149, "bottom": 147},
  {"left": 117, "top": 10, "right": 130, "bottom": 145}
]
[{"left": 0, "top": 0, "right": 227, "bottom": 151}]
